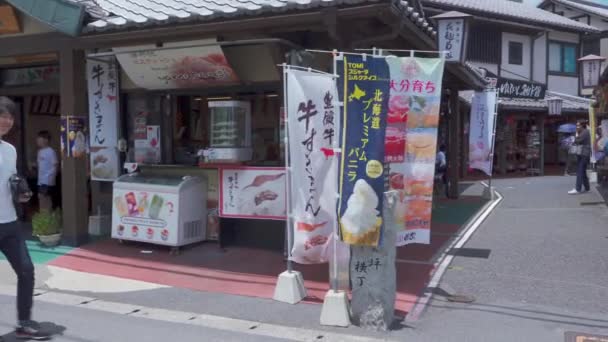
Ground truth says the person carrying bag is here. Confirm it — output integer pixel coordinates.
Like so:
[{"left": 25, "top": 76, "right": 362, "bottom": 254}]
[{"left": 568, "top": 121, "right": 591, "bottom": 195}]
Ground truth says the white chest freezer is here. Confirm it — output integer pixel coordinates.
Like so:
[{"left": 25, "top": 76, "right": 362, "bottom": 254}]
[{"left": 112, "top": 174, "right": 207, "bottom": 247}]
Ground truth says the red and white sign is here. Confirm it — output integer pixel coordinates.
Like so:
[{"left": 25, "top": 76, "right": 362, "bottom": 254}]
[
  {"left": 219, "top": 167, "right": 286, "bottom": 220},
  {"left": 114, "top": 39, "right": 239, "bottom": 90}
]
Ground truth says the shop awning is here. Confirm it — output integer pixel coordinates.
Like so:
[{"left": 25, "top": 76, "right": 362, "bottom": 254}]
[
  {"left": 5, "top": 0, "right": 85, "bottom": 36},
  {"left": 460, "top": 90, "right": 592, "bottom": 114}
]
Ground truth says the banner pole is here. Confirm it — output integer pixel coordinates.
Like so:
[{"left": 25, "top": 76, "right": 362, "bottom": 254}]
[
  {"left": 488, "top": 89, "right": 499, "bottom": 196},
  {"left": 282, "top": 64, "right": 294, "bottom": 273}
]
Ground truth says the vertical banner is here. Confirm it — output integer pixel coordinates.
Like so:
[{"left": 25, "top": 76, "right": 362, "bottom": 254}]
[
  {"left": 60, "top": 116, "right": 88, "bottom": 158},
  {"left": 468, "top": 90, "right": 498, "bottom": 175},
  {"left": 386, "top": 57, "right": 445, "bottom": 246},
  {"left": 87, "top": 60, "right": 121, "bottom": 181},
  {"left": 287, "top": 69, "right": 339, "bottom": 264},
  {"left": 337, "top": 56, "right": 390, "bottom": 247}
]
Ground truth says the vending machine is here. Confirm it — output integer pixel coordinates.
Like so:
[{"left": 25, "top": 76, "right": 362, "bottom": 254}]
[{"left": 112, "top": 174, "right": 207, "bottom": 248}]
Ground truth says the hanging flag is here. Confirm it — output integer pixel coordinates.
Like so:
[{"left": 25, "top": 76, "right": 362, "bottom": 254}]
[
  {"left": 336, "top": 55, "right": 390, "bottom": 247},
  {"left": 469, "top": 90, "right": 498, "bottom": 176},
  {"left": 386, "top": 57, "right": 445, "bottom": 246},
  {"left": 287, "top": 69, "right": 339, "bottom": 264}
]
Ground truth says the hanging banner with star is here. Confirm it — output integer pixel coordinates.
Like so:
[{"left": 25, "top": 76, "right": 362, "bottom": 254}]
[{"left": 336, "top": 55, "right": 390, "bottom": 247}]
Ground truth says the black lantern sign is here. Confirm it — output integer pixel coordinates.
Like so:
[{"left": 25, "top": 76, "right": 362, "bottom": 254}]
[
  {"left": 579, "top": 54, "right": 606, "bottom": 89},
  {"left": 431, "top": 11, "right": 472, "bottom": 63}
]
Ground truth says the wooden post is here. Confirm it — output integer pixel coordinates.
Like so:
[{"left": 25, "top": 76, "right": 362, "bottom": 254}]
[
  {"left": 448, "top": 88, "right": 460, "bottom": 199},
  {"left": 539, "top": 113, "right": 546, "bottom": 176},
  {"left": 60, "top": 48, "right": 89, "bottom": 246}
]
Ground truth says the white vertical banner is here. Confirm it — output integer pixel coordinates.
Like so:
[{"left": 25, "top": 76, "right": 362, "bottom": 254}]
[
  {"left": 87, "top": 60, "right": 121, "bottom": 181},
  {"left": 468, "top": 90, "right": 498, "bottom": 176},
  {"left": 286, "top": 69, "right": 339, "bottom": 264}
]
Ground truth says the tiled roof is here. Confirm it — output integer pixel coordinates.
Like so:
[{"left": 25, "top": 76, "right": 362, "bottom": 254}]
[
  {"left": 543, "top": 0, "right": 608, "bottom": 19},
  {"left": 70, "top": 0, "right": 401, "bottom": 32},
  {"left": 422, "top": 0, "right": 600, "bottom": 33},
  {"left": 460, "top": 90, "right": 591, "bottom": 113}
]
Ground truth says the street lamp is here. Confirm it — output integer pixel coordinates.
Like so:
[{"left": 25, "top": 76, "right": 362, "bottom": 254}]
[
  {"left": 431, "top": 11, "right": 473, "bottom": 63},
  {"left": 579, "top": 54, "right": 606, "bottom": 89},
  {"left": 546, "top": 97, "right": 563, "bottom": 116}
]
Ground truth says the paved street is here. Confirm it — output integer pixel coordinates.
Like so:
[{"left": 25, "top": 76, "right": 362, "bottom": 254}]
[
  {"left": 415, "top": 176, "right": 608, "bottom": 341},
  {"left": 0, "top": 176, "right": 607, "bottom": 341}
]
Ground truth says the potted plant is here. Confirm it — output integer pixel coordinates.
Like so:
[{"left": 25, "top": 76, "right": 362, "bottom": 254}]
[{"left": 32, "top": 209, "right": 62, "bottom": 247}]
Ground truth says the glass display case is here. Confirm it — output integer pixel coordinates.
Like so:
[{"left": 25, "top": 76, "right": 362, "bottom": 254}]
[{"left": 204, "top": 101, "right": 252, "bottom": 162}]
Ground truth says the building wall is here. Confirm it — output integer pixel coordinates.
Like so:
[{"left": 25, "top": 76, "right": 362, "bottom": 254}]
[
  {"left": 548, "top": 75, "right": 579, "bottom": 93},
  {"left": 533, "top": 32, "right": 548, "bottom": 83},
  {"left": 501, "top": 32, "right": 532, "bottom": 80}
]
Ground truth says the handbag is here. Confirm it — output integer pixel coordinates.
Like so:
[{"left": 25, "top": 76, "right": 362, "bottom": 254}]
[
  {"left": 569, "top": 145, "right": 582, "bottom": 155},
  {"left": 9, "top": 174, "right": 32, "bottom": 208}
]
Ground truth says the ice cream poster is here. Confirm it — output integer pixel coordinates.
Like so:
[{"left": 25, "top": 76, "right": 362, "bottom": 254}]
[
  {"left": 219, "top": 167, "right": 287, "bottom": 220},
  {"left": 285, "top": 68, "right": 339, "bottom": 264},
  {"left": 114, "top": 39, "right": 239, "bottom": 90},
  {"left": 112, "top": 189, "right": 178, "bottom": 245},
  {"left": 60, "top": 116, "right": 88, "bottom": 158},
  {"left": 337, "top": 55, "right": 390, "bottom": 247},
  {"left": 385, "top": 57, "right": 445, "bottom": 246},
  {"left": 468, "top": 90, "right": 497, "bottom": 176}
]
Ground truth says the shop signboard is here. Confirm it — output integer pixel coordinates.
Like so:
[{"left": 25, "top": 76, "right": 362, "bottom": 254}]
[
  {"left": 114, "top": 40, "right": 239, "bottom": 90},
  {"left": 60, "top": 116, "right": 88, "bottom": 158},
  {"left": 219, "top": 167, "right": 286, "bottom": 220},
  {"left": 0, "top": 65, "right": 59, "bottom": 87},
  {"left": 437, "top": 18, "right": 465, "bottom": 62},
  {"left": 483, "top": 70, "right": 545, "bottom": 99},
  {"left": 386, "top": 57, "right": 445, "bottom": 246},
  {"left": 286, "top": 68, "right": 339, "bottom": 264},
  {"left": 336, "top": 55, "right": 389, "bottom": 247},
  {"left": 112, "top": 189, "right": 179, "bottom": 245},
  {"left": 468, "top": 90, "right": 498, "bottom": 176},
  {"left": 87, "top": 60, "right": 120, "bottom": 181}
]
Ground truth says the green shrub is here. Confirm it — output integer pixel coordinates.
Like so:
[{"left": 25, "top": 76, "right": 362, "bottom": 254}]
[{"left": 32, "top": 210, "right": 62, "bottom": 236}]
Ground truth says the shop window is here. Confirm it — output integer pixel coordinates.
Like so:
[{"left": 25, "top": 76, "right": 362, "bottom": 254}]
[
  {"left": 508, "top": 41, "right": 523, "bottom": 65},
  {"left": 466, "top": 23, "right": 501, "bottom": 64},
  {"left": 549, "top": 41, "right": 578, "bottom": 75}
]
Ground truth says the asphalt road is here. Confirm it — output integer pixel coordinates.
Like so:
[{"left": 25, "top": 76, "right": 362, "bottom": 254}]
[{"left": 416, "top": 176, "right": 608, "bottom": 342}]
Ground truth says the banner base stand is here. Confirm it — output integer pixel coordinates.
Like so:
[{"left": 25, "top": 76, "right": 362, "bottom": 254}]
[
  {"left": 273, "top": 270, "right": 307, "bottom": 304},
  {"left": 482, "top": 186, "right": 495, "bottom": 200},
  {"left": 320, "top": 290, "right": 351, "bottom": 327}
]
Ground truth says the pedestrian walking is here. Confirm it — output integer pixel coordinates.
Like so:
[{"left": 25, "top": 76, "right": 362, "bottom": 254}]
[
  {"left": 0, "top": 96, "right": 51, "bottom": 340},
  {"left": 435, "top": 144, "right": 448, "bottom": 197},
  {"left": 568, "top": 120, "right": 591, "bottom": 195}
]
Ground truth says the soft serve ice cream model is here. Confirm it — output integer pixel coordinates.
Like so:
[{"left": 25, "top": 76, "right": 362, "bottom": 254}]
[{"left": 340, "top": 179, "right": 383, "bottom": 246}]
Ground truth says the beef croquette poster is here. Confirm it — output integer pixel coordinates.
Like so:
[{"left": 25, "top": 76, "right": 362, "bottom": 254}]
[{"left": 385, "top": 57, "right": 445, "bottom": 246}]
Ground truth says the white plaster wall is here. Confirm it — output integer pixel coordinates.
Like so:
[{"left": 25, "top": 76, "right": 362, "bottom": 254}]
[
  {"left": 501, "top": 32, "right": 531, "bottom": 80},
  {"left": 548, "top": 75, "right": 579, "bottom": 95},
  {"left": 533, "top": 33, "right": 547, "bottom": 84},
  {"left": 548, "top": 30, "right": 580, "bottom": 44}
]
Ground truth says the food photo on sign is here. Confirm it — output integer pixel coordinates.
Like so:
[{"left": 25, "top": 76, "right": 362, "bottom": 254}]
[{"left": 336, "top": 55, "right": 390, "bottom": 247}]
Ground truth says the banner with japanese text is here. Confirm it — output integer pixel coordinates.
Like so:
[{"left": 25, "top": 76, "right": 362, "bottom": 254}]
[
  {"left": 469, "top": 90, "right": 497, "bottom": 176},
  {"left": 337, "top": 55, "right": 390, "bottom": 247},
  {"left": 87, "top": 60, "right": 121, "bottom": 181},
  {"left": 286, "top": 69, "right": 339, "bottom": 264},
  {"left": 386, "top": 57, "right": 445, "bottom": 246}
]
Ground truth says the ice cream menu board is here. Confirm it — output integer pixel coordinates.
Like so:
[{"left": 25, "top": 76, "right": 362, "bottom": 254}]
[
  {"left": 386, "top": 57, "right": 445, "bottom": 246},
  {"left": 112, "top": 188, "right": 178, "bottom": 245},
  {"left": 219, "top": 167, "right": 286, "bottom": 220},
  {"left": 337, "top": 55, "right": 389, "bottom": 247}
]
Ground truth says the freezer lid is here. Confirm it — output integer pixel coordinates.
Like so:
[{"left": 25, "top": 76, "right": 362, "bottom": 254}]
[{"left": 114, "top": 174, "right": 184, "bottom": 186}]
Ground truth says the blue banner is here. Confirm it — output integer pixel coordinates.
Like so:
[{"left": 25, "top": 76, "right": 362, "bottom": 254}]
[{"left": 337, "top": 55, "right": 390, "bottom": 246}]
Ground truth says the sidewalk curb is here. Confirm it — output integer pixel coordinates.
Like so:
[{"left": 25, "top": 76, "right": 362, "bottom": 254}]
[{"left": 405, "top": 184, "right": 504, "bottom": 322}]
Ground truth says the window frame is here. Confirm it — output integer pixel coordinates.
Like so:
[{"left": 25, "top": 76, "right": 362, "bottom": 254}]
[
  {"left": 508, "top": 41, "right": 524, "bottom": 65},
  {"left": 547, "top": 40, "right": 579, "bottom": 76}
]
